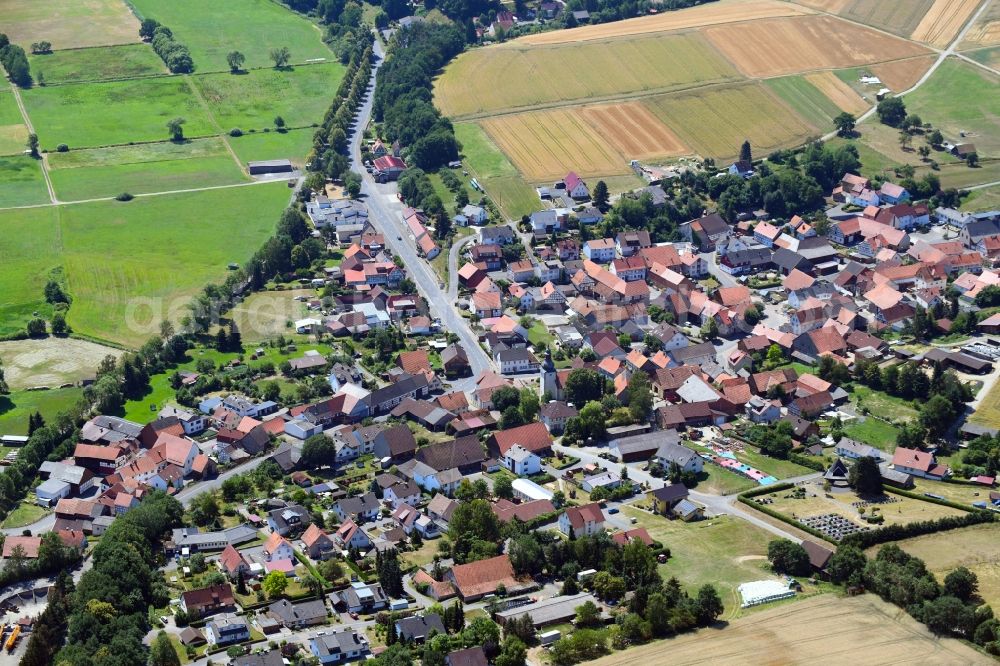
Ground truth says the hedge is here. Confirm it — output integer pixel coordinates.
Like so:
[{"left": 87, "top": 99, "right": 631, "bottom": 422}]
[
  {"left": 883, "top": 486, "right": 987, "bottom": 513},
  {"left": 840, "top": 510, "right": 995, "bottom": 549},
  {"left": 740, "top": 482, "right": 794, "bottom": 499},
  {"left": 789, "top": 453, "right": 825, "bottom": 472}
]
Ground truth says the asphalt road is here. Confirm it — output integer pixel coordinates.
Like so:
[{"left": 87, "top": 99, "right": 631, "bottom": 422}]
[
  {"left": 348, "top": 37, "right": 493, "bottom": 388},
  {"left": 553, "top": 442, "right": 821, "bottom": 543}
]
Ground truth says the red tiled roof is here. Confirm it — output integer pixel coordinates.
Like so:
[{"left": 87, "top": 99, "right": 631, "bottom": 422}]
[
  {"left": 449, "top": 554, "right": 519, "bottom": 599},
  {"left": 489, "top": 422, "right": 553, "bottom": 456}
]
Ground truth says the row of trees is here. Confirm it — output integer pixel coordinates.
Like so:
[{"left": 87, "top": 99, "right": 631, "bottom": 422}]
[
  {"left": 306, "top": 36, "right": 373, "bottom": 184},
  {"left": 374, "top": 23, "right": 465, "bottom": 170},
  {"left": 0, "top": 34, "right": 31, "bottom": 87},
  {"left": 140, "top": 20, "right": 194, "bottom": 73}
]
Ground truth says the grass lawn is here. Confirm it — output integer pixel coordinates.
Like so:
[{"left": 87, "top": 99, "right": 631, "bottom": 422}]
[
  {"left": 401, "top": 538, "right": 441, "bottom": 569},
  {"left": 0, "top": 206, "right": 61, "bottom": 336},
  {"left": 909, "top": 477, "right": 993, "bottom": 508},
  {"left": 129, "top": 0, "right": 332, "bottom": 71},
  {"left": 765, "top": 478, "right": 965, "bottom": 529},
  {"left": 454, "top": 122, "right": 537, "bottom": 220},
  {"left": 971, "top": 371, "right": 1000, "bottom": 429},
  {"left": 56, "top": 182, "right": 290, "bottom": 347},
  {"left": 905, "top": 58, "right": 1000, "bottom": 158},
  {"left": 963, "top": 185, "right": 1000, "bottom": 212},
  {"left": 850, "top": 385, "right": 920, "bottom": 424},
  {"left": 764, "top": 75, "right": 842, "bottom": 130},
  {"left": 229, "top": 128, "right": 316, "bottom": 169},
  {"left": 22, "top": 76, "right": 217, "bottom": 150},
  {"left": 621, "top": 506, "right": 777, "bottom": 618},
  {"left": 193, "top": 63, "right": 346, "bottom": 132},
  {"left": 227, "top": 288, "right": 314, "bottom": 343},
  {"left": 526, "top": 319, "right": 554, "bottom": 349},
  {"left": 47, "top": 138, "right": 248, "bottom": 201},
  {"left": 0, "top": 92, "right": 29, "bottom": 157},
  {"left": 842, "top": 415, "right": 899, "bottom": 452},
  {"left": 120, "top": 343, "right": 332, "bottom": 419},
  {"left": 0, "top": 387, "right": 83, "bottom": 435},
  {"left": 696, "top": 464, "right": 757, "bottom": 495},
  {"left": 0, "top": 156, "right": 50, "bottom": 207},
  {"left": 28, "top": 44, "right": 166, "bottom": 84},
  {"left": 1, "top": 500, "right": 50, "bottom": 528}
]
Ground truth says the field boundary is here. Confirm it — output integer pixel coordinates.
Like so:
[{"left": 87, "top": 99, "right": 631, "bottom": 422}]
[{"left": 182, "top": 76, "right": 246, "bottom": 175}]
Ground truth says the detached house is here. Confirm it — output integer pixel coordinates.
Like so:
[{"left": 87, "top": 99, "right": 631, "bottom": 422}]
[
  {"left": 563, "top": 171, "right": 590, "bottom": 199},
  {"left": 559, "top": 503, "right": 605, "bottom": 537}
]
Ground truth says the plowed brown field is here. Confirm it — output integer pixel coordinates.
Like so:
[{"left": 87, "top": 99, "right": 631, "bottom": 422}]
[
  {"left": 870, "top": 55, "right": 937, "bottom": 91},
  {"left": 704, "top": 15, "right": 931, "bottom": 78}
]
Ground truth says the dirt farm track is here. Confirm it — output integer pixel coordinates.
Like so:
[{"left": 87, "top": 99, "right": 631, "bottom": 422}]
[{"left": 583, "top": 594, "right": 993, "bottom": 666}]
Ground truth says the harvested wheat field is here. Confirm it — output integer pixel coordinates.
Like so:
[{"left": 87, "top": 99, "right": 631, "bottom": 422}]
[
  {"left": 803, "top": 71, "right": 870, "bottom": 114},
  {"left": 912, "top": 0, "right": 983, "bottom": 47},
  {"left": 790, "top": 0, "right": 851, "bottom": 11},
  {"left": 961, "top": 1, "right": 1000, "bottom": 47},
  {"left": 481, "top": 109, "right": 633, "bottom": 181},
  {"left": 645, "top": 84, "right": 818, "bottom": 161},
  {"left": 579, "top": 103, "right": 690, "bottom": 160},
  {"left": 839, "top": 0, "right": 935, "bottom": 37},
  {"left": 584, "top": 594, "right": 992, "bottom": 665},
  {"left": 704, "top": 15, "right": 931, "bottom": 78},
  {"left": 870, "top": 55, "right": 937, "bottom": 91},
  {"left": 517, "top": 0, "right": 812, "bottom": 45},
  {"left": 435, "top": 32, "right": 738, "bottom": 119}
]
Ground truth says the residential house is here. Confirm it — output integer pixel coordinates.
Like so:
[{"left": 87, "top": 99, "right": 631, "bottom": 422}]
[
  {"left": 331, "top": 581, "right": 388, "bottom": 614},
  {"left": 180, "top": 584, "right": 235, "bottom": 618},
  {"left": 559, "top": 503, "right": 605, "bottom": 537},
  {"left": 205, "top": 615, "right": 250, "bottom": 646},
  {"left": 309, "top": 630, "right": 367, "bottom": 664},
  {"left": 892, "top": 447, "right": 949, "bottom": 480},
  {"left": 501, "top": 444, "right": 542, "bottom": 476}
]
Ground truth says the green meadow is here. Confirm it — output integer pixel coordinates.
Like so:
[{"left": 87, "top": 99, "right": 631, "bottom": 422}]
[
  {"left": 47, "top": 138, "right": 248, "bottom": 201},
  {"left": 192, "top": 63, "right": 346, "bottom": 131},
  {"left": 0, "top": 206, "right": 61, "bottom": 336},
  {"left": 22, "top": 77, "right": 216, "bottom": 150},
  {"left": 0, "top": 92, "right": 29, "bottom": 157},
  {"left": 905, "top": 58, "right": 1000, "bottom": 157},
  {"left": 454, "top": 122, "right": 538, "bottom": 219},
  {"left": 28, "top": 44, "right": 166, "bottom": 85},
  {"left": 0, "top": 183, "right": 289, "bottom": 346},
  {"left": 0, "top": 156, "right": 50, "bottom": 207},
  {"left": 128, "top": 0, "right": 333, "bottom": 71},
  {"left": 229, "top": 127, "right": 316, "bottom": 168},
  {"left": 764, "top": 75, "right": 843, "bottom": 130},
  {"left": 58, "top": 183, "right": 291, "bottom": 346},
  {"left": 0, "top": 387, "right": 84, "bottom": 436}
]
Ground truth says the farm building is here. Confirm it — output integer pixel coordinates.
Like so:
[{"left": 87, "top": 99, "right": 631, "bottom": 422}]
[{"left": 248, "top": 159, "right": 294, "bottom": 176}]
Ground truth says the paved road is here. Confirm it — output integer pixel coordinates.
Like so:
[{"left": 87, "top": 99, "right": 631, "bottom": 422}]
[
  {"left": 554, "top": 442, "right": 822, "bottom": 543},
  {"left": 348, "top": 37, "right": 494, "bottom": 382},
  {"left": 820, "top": 0, "right": 996, "bottom": 142},
  {"left": 447, "top": 234, "right": 479, "bottom": 301}
]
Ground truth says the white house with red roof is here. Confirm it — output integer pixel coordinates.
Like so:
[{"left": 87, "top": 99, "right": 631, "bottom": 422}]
[
  {"left": 891, "top": 447, "right": 949, "bottom": 480},
  {"left": 558, "top": 502, "right": 606, "bottom": 537},
  {"left": 563, "top": 171, "right": 590, "bottom": 200}
]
